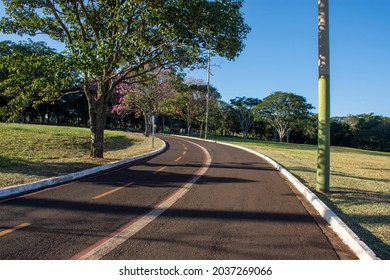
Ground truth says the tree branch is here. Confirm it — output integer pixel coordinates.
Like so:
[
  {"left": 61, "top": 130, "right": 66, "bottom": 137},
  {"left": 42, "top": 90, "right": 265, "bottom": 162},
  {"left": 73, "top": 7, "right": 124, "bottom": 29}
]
[{"left": 46, "top": 0, "right": 73, "bottom": 44}]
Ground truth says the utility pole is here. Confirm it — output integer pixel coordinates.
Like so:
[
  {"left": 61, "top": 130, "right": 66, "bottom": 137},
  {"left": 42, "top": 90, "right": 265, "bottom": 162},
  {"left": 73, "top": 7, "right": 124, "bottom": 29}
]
[
  {"left": 317, "top": 0, "right": 330, "bottom": 193},
  {"left": 151, "top": 115, "right": 155, "bottom": 148},
  {"left": 205, "top": 48, "right": 211, "bottom": 140}
]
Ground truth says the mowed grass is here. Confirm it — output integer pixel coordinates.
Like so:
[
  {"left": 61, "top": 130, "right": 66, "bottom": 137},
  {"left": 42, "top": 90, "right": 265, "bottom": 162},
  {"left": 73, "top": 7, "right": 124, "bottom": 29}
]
[
  {"left": 210, "top": 135, "right": 390, "bottom": 260},
  {"left": 0, "top": 123, "right": 163, "bottom": 188}
]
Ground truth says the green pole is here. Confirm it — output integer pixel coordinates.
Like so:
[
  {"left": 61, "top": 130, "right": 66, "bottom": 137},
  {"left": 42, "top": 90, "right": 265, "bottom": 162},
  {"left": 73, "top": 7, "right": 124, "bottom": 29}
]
[
  {"left": 317, "top": 0, "right": 330, "bottom": 193},
  {"left": 205, "top": 48, "right": 210, "bottom": 140}
]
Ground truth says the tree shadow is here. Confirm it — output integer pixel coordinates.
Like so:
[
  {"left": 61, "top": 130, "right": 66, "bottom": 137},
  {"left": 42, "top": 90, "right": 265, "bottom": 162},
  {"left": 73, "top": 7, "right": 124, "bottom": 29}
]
[
  {"left": 79, "top": 168, "right": 257, "bottom": 189},
  {"left": 0, "top": 135, "right": 142, "bottom": 186},
  {"left": 328, "top": 187, "right": 390, "bottom": 205},
  {"left": 314, "top": 191, "right": 390, "bottom": 260},
  {"left": 288, "top": 166, "right": 390, "bottom": 183},
  {"left": 0, "top": 197, "right": 340, "bottom": 259},
  {"left": 104, "top": 135, "right": 138, "bottom": 152}
]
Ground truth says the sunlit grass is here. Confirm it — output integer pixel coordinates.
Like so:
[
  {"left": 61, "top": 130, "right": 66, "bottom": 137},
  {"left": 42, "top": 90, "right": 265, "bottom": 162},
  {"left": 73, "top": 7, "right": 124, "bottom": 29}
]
[
  {"left": 0, "top": 123, "right": 163, "bottom": 187},
  {"left": 210, "top": 135, "right": 390, "bottom": 259}
]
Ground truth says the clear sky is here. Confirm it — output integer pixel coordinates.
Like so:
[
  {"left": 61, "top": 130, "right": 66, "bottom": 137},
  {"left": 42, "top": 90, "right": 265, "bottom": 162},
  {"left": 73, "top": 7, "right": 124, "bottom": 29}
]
[{"left": 1, "top": 0, "right": 389, "bottom": 117}]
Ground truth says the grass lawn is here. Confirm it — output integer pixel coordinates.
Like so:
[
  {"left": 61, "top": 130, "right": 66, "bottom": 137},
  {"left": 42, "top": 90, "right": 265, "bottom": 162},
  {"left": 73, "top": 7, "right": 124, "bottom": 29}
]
[
  {"left": 0, "top": 123, "right": 163, "bottom": 188},
  {"left": 210, "top": 135, "right": 390, "bottom": 260}
]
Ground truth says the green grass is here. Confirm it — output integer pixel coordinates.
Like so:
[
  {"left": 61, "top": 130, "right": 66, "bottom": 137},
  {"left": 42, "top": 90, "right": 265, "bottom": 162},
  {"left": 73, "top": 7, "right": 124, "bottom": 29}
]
[
  {"left": 0, "top": 123, "right": 163, "bottom": 187},
  {"left": 210, "top": 135, "right": 390, "bottom": 260}
]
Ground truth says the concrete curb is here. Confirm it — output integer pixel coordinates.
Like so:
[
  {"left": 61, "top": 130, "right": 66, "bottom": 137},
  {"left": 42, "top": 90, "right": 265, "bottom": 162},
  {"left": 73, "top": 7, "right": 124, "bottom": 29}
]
[
  {"left": 172, "top": 135, "right": 379, "bottom": 260},
  {"left": 0, "top": 141, "right": 167, "bottom": 200}
]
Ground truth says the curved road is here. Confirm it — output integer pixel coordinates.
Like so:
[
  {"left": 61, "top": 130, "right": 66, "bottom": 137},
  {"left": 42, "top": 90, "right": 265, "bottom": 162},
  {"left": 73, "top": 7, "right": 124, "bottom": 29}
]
[{"left": 0, "top": 135, "right": 354, "bottom": 259}]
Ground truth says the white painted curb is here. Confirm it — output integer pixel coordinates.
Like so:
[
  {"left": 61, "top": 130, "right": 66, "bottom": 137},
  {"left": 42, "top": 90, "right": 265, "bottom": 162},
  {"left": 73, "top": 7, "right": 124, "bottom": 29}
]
[
  {"left": 0, "top": 141, "right": 167, "bottom": 200},
  {"left": 173, "top": 135, "right": 379, "bottom": 260}
]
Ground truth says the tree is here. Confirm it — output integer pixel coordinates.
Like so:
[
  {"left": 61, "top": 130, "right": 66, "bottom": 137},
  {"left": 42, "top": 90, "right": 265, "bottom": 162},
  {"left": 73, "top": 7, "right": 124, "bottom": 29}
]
[
  {"left": 164, "top": 80, "right": 201, "bottom": 136},
  {"left": 229, "top": 96, "right": 261, "bottom": 138},
  {"left": 0, "top": 40, "right": 76, "bottom": 120},
  {"left": 1, "top": 0, "right": 250, "bottom": 157},
  {"left": 186, "top": 80, "right": 221, "bottom": 137},
  {"left": 345, "top": 114, "right": 390, "bottom": 152},
  {"left": 330, "top": 118, "right": 352, "bottom": 147},
  {"left": 112, "top": 69, "right": 178, "bottom": 137},
  {"left": 254, "top": 92, "right": 314, "bottom": 142}
]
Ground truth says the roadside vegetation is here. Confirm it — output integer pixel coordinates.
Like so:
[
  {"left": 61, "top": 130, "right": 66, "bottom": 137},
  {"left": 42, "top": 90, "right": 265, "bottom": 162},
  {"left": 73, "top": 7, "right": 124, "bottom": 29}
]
[
  {"left": 0, "top": 0, "right": 388, "bottom": 260},
  {"left": 0, "top": 123, "right": 163, "bottom": 188},
  {"left": 210, "top": 135, "right": 390, "bottom": 259}
]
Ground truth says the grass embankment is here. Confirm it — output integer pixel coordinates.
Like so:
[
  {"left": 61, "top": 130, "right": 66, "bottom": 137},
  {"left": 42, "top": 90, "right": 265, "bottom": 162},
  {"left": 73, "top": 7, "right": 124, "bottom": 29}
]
[
  {"left": 0, "top": 123, "right": 163, "bottom": 188},
  {"left": 210, "top": 135, "right": 390, "bottom": 260}
]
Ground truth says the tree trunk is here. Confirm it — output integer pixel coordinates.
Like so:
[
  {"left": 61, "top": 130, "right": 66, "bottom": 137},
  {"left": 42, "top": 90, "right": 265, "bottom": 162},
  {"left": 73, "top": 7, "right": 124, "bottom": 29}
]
[
  {"left": 286, "top": 129, "right": 291, "bottom": 143},
  {"left": 144, "top": 112, "right": 151, "bottom": 137},
  {"left": 88, "top": 98, "right": 106, "bottom": 158}
]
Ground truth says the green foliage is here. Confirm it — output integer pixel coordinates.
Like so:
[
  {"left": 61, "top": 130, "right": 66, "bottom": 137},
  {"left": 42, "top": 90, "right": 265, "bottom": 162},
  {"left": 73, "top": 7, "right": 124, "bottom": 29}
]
[
  {"left": 1, "top": 0, "right": 250, "bottom": 157},
  {"left": 352, "top": 123, "right": 390, "bottom": 152},
  {"left": 161, "top": 78, "right": 222, "bottom": 136},
  {"left": 0, "top": 40, "right": 76, "bottom": 120},
  {"left": 254, "top": 91, "right": 314, "bottom": 142},
  {"left": 331, "top": 114, "right": 390, "bottom": 152},
  {"left": 229, "top": 96, "right": 261, "bottom": 138}
]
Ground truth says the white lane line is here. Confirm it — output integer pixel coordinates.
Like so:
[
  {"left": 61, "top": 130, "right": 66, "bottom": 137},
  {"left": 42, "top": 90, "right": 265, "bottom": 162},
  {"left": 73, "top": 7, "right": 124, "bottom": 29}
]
[{"left": 71, "top": 140, "right": 211, "bottom": 260}]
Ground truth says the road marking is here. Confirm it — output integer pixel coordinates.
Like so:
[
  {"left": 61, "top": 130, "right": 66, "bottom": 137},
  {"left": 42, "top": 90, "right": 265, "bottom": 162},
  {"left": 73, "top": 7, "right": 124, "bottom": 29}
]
[
  {"left": 153, "top": 166, "right": 167, "bottom": 174},
  {"left": 92, "top": 182, "right": 134, "bottom": 200},
  {"left": 0, "top": 223, "right": 31, "bottom": 237},
  {"left": 174, "top": 156, "right": 183, "bottom": 162},
  {"left": 71, "top": 139, "right": 211, "bottom": 260},
  {"left": 182, "top": 151, "right": 187, "bottom": 156},
  {"left": 92, "top": 187, "right": 124, "bottom": 200}
]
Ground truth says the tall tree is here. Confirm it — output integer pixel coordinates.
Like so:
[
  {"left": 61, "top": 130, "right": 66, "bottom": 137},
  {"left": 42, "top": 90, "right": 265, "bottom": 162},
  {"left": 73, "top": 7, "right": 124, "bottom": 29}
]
[
  {"left": 254, "top": 92, "right": 314, "bottom": 142},
  {"left": 229, "top": 96, "right": 261, "bottom": 138},
  {"left": 112, "top": 69, "right": 178, "bottom": 137},
  {"left": 0, "top": 40, "right": 76, "bottom": 120},
  {"left": 1, "top": 0, "right": 250, "bottom": 157}
]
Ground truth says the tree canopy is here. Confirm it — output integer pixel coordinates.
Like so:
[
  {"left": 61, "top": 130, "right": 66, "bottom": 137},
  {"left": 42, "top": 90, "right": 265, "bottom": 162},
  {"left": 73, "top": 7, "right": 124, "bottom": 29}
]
[
  {"left": 0, "top": 40, "right": 76, "bottom": 120},
  {"left": 229, "top": 96, "right": 261, "bottom": 138},
  {"left": 1, "top": 0, "right": 250, "bottom": 157},
  {"left": 254, "top": 91, "right": 314, "bottom": 142}
]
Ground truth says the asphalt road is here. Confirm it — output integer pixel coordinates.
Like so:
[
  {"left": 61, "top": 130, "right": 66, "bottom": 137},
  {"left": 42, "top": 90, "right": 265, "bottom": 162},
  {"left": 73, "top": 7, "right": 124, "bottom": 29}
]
[{"left": 0, "top": 136, "right": 354, "bottom": 259}]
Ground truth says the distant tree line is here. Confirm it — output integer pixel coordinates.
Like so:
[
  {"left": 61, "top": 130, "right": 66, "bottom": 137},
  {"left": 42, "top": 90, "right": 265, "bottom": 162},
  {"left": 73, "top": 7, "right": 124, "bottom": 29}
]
[{"left": 1, "top": 41, "right": 389, "bottom": 153}]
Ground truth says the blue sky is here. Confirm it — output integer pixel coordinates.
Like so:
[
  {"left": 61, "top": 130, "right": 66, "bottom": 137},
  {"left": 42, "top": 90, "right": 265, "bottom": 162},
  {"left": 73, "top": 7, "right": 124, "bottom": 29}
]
[
  {"left": 1, "top": 0, "right": 389, "bottom": 117},
  {"left": 189, "top": 0, "right": 390, "bottom": 117}
]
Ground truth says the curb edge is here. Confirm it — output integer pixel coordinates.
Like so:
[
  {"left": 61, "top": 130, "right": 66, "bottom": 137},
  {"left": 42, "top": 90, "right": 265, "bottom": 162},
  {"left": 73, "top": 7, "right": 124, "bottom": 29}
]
[
  {"left": 0, "top": 141, "right": 167, "bottom": 200},
  {"left": 173, "top": 135, "right": 379, "bottom": 260}
]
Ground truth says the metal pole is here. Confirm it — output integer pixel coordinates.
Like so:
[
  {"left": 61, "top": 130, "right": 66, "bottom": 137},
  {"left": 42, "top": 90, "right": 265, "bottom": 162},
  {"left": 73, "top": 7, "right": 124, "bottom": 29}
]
[
  {"left": 317, "top": 0, "right": 330, "bottom": 193},
  {"left": 205, "top": 49, "right": 210, "bottom": 139},
  {"left": 151, "top": 115, "right": 155, "bottom": 148}
]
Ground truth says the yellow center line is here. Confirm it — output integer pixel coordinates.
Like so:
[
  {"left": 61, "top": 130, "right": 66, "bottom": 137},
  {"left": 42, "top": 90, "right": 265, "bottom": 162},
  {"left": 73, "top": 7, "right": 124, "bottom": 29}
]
[
  {"left": 175, "top": 156, "right": 183, "bottom": 162},
  {"left": 92, "top": 187, "right": 125, "bottom": 200},
  {"left": 153, "top": 166, "right": 167, "bottom": 174},
  {"left": 92, "top": 181, "right": 133, "bottom": 200},
  {"left": 0, "top": 223, "right": 31, "bottom": 237}
]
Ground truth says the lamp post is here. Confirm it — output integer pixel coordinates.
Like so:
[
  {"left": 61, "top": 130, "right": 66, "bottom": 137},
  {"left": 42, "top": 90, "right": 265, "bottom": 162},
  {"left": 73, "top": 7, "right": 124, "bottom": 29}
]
[
  {"left": 317, "top": 0, "right": 331, "bottom": 193},
  {"left": 205, "top": 48, "right": 211, "bottom": 140}
]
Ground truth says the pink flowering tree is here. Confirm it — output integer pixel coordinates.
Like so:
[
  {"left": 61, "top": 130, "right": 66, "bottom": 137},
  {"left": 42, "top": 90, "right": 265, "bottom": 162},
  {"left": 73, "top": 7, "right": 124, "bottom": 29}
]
[{"left": 112, "top": 69, "right": 178, "bottom": 136}]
